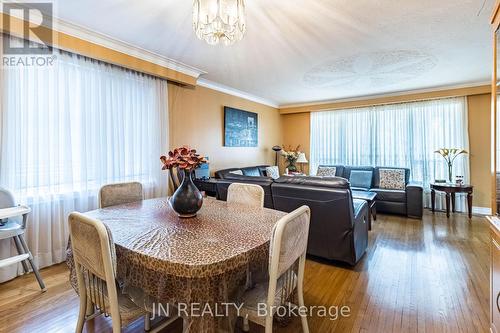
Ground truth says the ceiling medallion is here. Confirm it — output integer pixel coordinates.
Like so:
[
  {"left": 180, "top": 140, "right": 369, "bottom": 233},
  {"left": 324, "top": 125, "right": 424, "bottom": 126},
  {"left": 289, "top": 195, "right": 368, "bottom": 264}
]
[
  {"left": 303, "top": 50, "right": 437, "bottom": 89},
  {"left": 193, "top": 0, "right": 246, "bottom": 46}
]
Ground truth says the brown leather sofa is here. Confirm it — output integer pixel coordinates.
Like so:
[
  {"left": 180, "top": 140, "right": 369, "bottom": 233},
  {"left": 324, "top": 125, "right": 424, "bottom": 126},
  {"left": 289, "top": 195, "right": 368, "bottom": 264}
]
[{"left": 271, "top": 176, "right": 369, "bottom": 265}]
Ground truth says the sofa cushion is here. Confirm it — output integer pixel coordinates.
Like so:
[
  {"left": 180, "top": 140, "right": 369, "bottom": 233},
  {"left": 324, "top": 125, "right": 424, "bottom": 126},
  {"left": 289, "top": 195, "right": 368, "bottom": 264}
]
[
  {"left": 349, "top": 170, "right": 373, "bottom": 190},
  {"left": 370, "top": 188, "right": 406, "bottom": 203},
  {"left": 379, "top": 168, "right": 406, "bottom": 190},
  {"left": 317, "top": 166, "right": 337, "bottom": 177},
  {"left": 242, "top": 167, "right": 261, "bottom": 177},
  {"left": 223, "top": 174, "right": 271, "bottom": 182},
  {"left": 317, "top": 165, "right": 345, "bottom": 177},
  {"left": 342, "top": 166, "right": 374, "bottom": 181},
  {"left": 215, "top": 165, "right": 270, "bottom": 179},
  {"left": 374, "top": 167, "right": 410, "bottom": 187},
  {"left": 274, "top": 176, "right": 350, "bottom": 189},
  {"left": 265, "top": 166, "right": 280, "bottom": 179},
  {"left": 351, "top": 186, "right": 369, "bottom": 192}
]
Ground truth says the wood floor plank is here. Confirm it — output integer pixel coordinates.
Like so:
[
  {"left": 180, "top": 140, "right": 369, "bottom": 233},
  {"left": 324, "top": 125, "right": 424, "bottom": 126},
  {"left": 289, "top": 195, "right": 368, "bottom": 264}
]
[{"left": 0, "top": 210, "right": 490, "bottom": 333}]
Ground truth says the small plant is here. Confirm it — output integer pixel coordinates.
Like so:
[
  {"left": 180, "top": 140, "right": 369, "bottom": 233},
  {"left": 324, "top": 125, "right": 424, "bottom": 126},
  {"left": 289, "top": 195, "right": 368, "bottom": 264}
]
[
  {"left": 434, "top": 148, "right": 468, "bottom": 182},
  {"left": 281, "top": 144, "right": 302, "bottom": 172},
  {"left": 160, "top": 146, "right": 208, "bottom": 171}
]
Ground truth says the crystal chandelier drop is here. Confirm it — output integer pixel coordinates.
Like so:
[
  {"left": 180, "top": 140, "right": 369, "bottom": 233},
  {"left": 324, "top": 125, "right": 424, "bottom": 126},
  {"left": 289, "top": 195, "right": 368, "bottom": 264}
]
[{"left": 193, "top": 0, "right": 246, "bottom": 46}]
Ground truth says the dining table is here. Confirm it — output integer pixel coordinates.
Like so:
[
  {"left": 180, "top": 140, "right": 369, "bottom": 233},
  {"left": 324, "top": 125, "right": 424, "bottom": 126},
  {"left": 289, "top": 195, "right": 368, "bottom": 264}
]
[{"left": 66, "top": 196, "right": 286, "bottom": 333}]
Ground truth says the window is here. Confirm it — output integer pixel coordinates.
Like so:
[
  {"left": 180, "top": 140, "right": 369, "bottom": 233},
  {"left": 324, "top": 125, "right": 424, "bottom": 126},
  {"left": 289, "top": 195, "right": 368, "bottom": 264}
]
[
  {"left": 310, "top": 97, "right": 469, "bottom": 208},
  {"left": 0, "top": 41, "right": 168, "bottom": 280}
]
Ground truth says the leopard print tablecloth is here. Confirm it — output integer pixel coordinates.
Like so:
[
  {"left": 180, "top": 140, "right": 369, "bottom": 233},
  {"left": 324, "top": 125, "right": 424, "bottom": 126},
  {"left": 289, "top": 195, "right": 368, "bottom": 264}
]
[{"left": 67, "top": 197, "right": 285, "bottom": 332}]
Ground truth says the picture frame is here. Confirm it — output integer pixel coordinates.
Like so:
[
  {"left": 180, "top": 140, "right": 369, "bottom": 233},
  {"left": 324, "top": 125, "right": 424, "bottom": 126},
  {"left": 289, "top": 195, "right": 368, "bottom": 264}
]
[{"left": 223, "top": 106, "right": 258, "bottom": 147}]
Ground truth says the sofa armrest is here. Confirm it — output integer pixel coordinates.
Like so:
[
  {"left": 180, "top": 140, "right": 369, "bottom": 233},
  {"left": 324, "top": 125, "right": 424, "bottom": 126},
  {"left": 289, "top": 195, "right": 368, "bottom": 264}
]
[
  {"left": 353, "top": 198, "right": 368, "bottom": 220},
  {"left": 406, "top": 181, "right": 423, "bottom": 189},
  {"left": 351, "top": 199, "right": 369, "bottom": 265},
  {"left": 406, "top": 181, "right": 423, "bottom": 218}
]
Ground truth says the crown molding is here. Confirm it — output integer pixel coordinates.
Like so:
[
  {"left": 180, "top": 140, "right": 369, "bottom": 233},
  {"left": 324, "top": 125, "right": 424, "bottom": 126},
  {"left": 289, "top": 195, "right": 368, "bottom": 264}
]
[
  {"left": 279, "top": 81, "right": 491, "bottom": 109},
  {"left": 53, "top": 20, "right": 207, "bottom": 79},
  {"left": 2, "top": 5, "right": 207, "bottom": 79},
  {"left": 2, "top": 4, "right": 491, "bottom": 110},
  {"left": 197, "top": 78, "right": 280, "bottom": 108}
]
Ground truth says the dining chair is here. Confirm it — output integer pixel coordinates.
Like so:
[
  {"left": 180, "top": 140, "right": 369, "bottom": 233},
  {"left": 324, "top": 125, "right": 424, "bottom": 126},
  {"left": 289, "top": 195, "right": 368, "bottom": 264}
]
[
  {"left": 239, "top": 205, "right": 311, "bottom": 333},
  {"left": 99, "top": 182, "right": 143, "bottom": 208},
  {"left": 69, "top": 212, "right": 146, "bottom": 333},
  {"left": 227, "top": 183, "right": 265, "bottom": 208},
  {"left": 0, "top": 187, "right": 46, "bottom": 291},
  {"left": 69, "top": 212, "right": 178, "bottom": 333},
  {"left": 169, "top": 167, "right": 182, "bottom": 191}
]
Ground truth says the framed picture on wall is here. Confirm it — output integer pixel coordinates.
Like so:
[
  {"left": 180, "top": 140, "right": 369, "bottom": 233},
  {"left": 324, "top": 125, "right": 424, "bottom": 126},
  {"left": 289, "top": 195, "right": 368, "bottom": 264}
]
[{"left": 224, "top": 106, "right": 258, "bottom": 147}]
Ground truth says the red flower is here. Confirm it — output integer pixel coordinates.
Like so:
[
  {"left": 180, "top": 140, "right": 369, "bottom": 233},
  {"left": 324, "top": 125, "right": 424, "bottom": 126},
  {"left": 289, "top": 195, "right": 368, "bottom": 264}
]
[{"left": 160, "top": 146, "right": 208, "bottom": 171}]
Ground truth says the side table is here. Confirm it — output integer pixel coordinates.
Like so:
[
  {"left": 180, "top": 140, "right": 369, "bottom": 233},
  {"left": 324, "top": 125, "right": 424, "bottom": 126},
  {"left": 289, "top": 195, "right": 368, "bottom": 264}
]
[
  {"left": 430, "top": 183, "right": 473, "bottom": 219},
  {"left": 193, "top": 178, "right": 219, "bottom": 197}
]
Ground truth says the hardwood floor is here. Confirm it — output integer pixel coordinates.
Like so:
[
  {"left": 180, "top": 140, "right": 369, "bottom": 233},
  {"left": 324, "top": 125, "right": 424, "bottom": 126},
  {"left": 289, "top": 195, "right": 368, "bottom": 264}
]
[{"left": 0, "top": 210, "right": 490, "bottom": 333}]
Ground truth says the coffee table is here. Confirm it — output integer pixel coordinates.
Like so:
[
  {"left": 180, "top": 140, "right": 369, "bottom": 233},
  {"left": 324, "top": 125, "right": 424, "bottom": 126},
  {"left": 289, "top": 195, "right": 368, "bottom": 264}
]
[
  {"left": 352, "top": 191, "right": 377, "bottom": 230},
  {"left": 430, "top": 183, "right": 473, "bottom": 219}
]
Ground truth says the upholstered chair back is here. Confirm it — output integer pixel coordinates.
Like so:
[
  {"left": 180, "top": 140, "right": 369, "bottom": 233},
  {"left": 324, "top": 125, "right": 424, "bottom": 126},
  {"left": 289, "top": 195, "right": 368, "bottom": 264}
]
[
  {"left": 269, "top": 206, "right": 310, "bottom": 276},
  {"left": 227, "top": 183, "right": 265, "bottom": 208},
  {"left": 69, "top": 212, "right": 116, "bottom": 280},
  {"left": 99, "top": 182, "right": 143, "bottom": 208}
]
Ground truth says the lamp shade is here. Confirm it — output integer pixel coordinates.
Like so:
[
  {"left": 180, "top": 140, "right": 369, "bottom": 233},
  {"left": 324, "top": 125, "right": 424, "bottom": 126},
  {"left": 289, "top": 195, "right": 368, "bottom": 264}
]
[{"left": 296, "top": 152, "right": 308, "bottom": 163}]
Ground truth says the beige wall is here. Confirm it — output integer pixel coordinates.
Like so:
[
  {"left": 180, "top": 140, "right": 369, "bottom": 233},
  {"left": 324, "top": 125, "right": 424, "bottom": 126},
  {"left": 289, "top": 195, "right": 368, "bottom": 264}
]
[
  {"left": 282, "top": 112, "right": 311, "bottom": 175},
  {"left": 281, "top": 94, "right": 493, "bottom": 209},
  {"left": 168, "top": 84, "right": 282, "bottom": 175},
  {"left": 468, "top": 94, "right": 492, "bottom": 208}
]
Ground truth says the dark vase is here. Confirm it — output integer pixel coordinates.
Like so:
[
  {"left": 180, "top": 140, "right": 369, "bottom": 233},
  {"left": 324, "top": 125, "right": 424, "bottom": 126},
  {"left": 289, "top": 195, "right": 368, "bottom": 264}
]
[
  {"left": 286, "top": 161, "right": 298, "bottom": 172},
  {"left": 170, "top": 169, "right": 203, "bottom": 218}
]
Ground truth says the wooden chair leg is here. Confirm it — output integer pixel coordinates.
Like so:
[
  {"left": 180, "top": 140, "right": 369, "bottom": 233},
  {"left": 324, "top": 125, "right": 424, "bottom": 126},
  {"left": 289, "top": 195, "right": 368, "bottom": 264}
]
[
  {"left": 298, "top": 255, "right": 309, "bottom": 333},
  {"left": 242, "top": 316, "right": 250, "bottom": 332},
  {"left": 145, "top": 314, "right": 151, "bottom": 331},
  {"left": 17, "top": 235, "right": 46, "bottom": 291},
  {"left": 75, "top": 265, "right": 87, "bottom": 333}
]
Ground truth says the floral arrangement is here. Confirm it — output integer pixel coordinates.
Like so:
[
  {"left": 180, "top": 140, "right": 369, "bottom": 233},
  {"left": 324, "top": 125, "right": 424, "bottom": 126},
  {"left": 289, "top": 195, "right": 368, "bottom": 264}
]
[
  {"left": 281, "top": 145, "right": 302, "bottom": 172},
  {"left": 434, "top": 148, "right": 468, "bottom": 182},
  {"left": 160, "top": 146, "right": 208, "bottom": 171}
]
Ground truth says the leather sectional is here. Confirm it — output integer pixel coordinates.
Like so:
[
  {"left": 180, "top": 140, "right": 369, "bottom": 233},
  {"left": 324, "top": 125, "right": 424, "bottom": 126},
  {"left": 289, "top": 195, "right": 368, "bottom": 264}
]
[
  {"left": 318, "top": 165, "right": 423, "bottom": 218},
  {"left": 215, "top": 164, "right": 423, "bottom": 218},
  {"left": 213, "top": 165, "right": 424, "bottom": 265}
]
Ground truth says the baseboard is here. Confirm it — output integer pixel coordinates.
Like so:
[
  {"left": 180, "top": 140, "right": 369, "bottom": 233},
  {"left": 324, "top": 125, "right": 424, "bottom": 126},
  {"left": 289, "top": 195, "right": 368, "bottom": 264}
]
[{"left": 472, "top": 206, "right": 492, "bottom": 215}]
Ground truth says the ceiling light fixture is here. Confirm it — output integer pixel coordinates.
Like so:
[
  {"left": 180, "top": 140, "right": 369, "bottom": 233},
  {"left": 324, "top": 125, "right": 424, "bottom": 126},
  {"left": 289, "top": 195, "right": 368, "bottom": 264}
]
[{"left": 193, "top": 0, "right": 246, "bottom": 46}]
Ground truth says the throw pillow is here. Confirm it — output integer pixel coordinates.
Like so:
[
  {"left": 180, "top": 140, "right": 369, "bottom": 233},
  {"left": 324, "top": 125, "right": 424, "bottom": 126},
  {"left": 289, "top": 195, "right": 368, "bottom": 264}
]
[
  {"left": 229, "top": 170, "right": 243, "bottom": 175},
  {"left": 265, "top": 166, "right": 280, "bottom": 180},
  {"left": 379, "top": 168, "right": 406, "bottom": 190},
  {"left": 349, "top": 170, "right": 373, "bottom": 190},
  {"left": 317, "top": 166, "right": 337, "bottom": 177}
]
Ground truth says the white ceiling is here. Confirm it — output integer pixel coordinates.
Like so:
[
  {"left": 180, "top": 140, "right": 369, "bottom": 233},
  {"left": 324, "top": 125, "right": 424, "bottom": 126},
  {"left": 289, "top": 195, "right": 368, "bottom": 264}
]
[{"left": 47, "top": 0, "right": 495, "bottom": 106}]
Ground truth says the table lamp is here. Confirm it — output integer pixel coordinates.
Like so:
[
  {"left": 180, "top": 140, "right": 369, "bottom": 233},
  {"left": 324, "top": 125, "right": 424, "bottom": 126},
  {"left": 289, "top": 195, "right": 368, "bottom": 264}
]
[{"left": 296, "top": 152, "right": 308, "bottom": 174}]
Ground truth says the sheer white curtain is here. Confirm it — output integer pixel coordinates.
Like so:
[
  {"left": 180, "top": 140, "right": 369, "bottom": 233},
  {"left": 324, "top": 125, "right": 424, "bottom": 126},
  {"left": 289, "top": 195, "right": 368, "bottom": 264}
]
[
  {"left": 0, "top": 46, "right": 169, "bottom": 282},
  {"left": 310, "top": 97, "right": 470, "bottom": 210}
]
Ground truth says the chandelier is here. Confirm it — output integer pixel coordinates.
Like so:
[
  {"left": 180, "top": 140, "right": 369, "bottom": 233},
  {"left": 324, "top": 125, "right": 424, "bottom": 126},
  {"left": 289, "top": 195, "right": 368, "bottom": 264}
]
[{"left": 193, "top": 0, "right": 246, "bottom": 46}]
